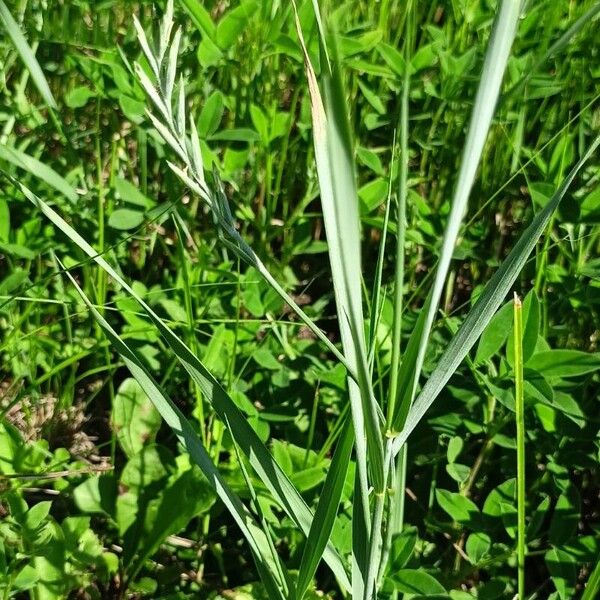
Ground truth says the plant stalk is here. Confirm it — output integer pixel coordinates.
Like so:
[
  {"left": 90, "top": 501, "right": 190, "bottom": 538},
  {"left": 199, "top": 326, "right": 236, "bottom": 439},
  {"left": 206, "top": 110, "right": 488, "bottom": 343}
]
[{"left": 514, "top": 292, "right": 526, "bottom": 599}]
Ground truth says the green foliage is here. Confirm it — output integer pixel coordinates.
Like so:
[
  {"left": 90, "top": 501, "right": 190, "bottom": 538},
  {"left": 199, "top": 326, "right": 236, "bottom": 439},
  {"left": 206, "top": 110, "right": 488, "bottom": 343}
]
[{"left": 1, "top": 0, "right": 600, "bottom": 598}]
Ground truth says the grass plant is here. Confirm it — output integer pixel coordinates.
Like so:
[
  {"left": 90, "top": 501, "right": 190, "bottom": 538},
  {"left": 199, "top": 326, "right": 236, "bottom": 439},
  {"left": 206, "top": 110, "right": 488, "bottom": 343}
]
[
  {"left": 513, "top": 293, "right": 526, "bottom": 599},
  {"left": 1, "top": 0, "right": 599, "bottom": 598}
]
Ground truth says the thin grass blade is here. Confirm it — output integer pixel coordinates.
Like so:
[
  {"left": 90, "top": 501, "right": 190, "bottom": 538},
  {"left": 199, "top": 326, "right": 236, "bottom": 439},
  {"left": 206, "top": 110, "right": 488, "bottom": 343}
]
[
  {"left": 0, "top": 145, "right": 78, "bottom": 203},
  {"left": 386, "top": 13, "right": 412, "bottom": 427},
  {"left": 61, "top": 269, "right": 288, "bottom": 599},
  {"left": 226, "top": 416, "right": 291, "bottom": 599},
  {"left": 392, "top": 135, "right": 600, "bottom": 457},
  {"left": 294, "top": 8, "right": 385, "bottom": 597},
  {"left": 368, "top": 141, "right": 395, "bottom": 373},
  {"left": 296, "top": 418, "right": 353, "bottom": 600},
  {"left": 0, "top": 0, "right": 57, "bottom": 109},
  {"left": 391, "top": 0, "right": 522, "bottom": 431},
  {"left": 17, "top": 180, "right": 351, "bottom": 593},
  {"left": 581, "top": 553, "right": 600, "bottom": 600},
  {"left": 295, "top": 0, "right": 384, "bottom": 499}
]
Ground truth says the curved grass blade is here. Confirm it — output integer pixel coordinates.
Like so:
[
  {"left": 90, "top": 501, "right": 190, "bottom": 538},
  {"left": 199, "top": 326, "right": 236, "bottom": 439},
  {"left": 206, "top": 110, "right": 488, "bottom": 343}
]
[
  {"left": 17, "top": 180, "right": 351, "bottom": 593},
  {"left": 351, "top": 465, "right": 369, "bottom": 599},
  {"left": 368, "top": 139, "right": 395, "bottom": 372},
  {"left": 386, "top": 14, "right": 412, "bottom": 427},
  {"left": 392, "top": 135, "right": 600, "bottom": 457},
  {"left": 226, "top": 415, "right": 291, "bottom": 599},
  {"left": 61, "top": 268, "right": 288, "bottom": 599},
  {"left": 391, "top": 0, "right": 522, "bottom": 432},
  {"left": 0, "top": 145, "right": 78, "bottom": 203},
  {"left": 0, "top": 0, "right": 57, "bottom": 109},
  {"left": 296, "top": 418, "right": 353, "bottom": 600}
]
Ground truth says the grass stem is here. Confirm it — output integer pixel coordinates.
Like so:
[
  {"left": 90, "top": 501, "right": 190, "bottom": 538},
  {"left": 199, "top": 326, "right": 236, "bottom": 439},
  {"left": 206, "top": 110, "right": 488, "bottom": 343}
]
[{"left": 513, "top": 292, "right": 526, "bottom": 599}]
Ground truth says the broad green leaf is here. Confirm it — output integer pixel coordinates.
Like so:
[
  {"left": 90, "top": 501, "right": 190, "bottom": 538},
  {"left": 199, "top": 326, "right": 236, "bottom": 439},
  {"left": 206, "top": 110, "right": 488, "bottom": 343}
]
[
  {"left": 357, "top": 80, "right": 385, "bottom": 115},
  {"left": 552, "top": 392, "right": 585, "bottom": 428},
  {"left": 436, "top": 489, "right": 480, "bottom": 525},
  {"left": 411, "top": 43, "right": 438, "bottom": 71},
  {"left": 474, "top": 299, "right": 512, "bottom": 364},
  {"left": 198, "top": 36, "right": 223, "bottom": 67},
  {"left": 108, "top": 208, "right": 145, "bottom": 230},
  {"left": 359, "top": 178, "right": 388, "bottom": 213},
  {"left": 24, "top": 501, "right": 51, "bottom": 530},
  {"left": 215, "top": 1, "right": 258, "bottom": 50},
  {"left": 31, "top": 552, "right": 63, "bottom": 595},
  {"left": 357, "top": 146, "right": 385, "bottom": 176},
  {"left": 115, "top": 177, "right": 155, "bottom": 208},
  {"left": 12, "top": 564, "right": 39, "bottom": 591},
  {"left": 73, "top": 475, "right": 117, "bottom": 516},
  {"left": 388, "top": 569, "right": 447, "bottom": 596},
  {"left": 0, "top": 268, "right": 28, "bottom": 298},
  {"left": 179, "top": 0, "right": 216, "bottom": 39},
  {"left": 117, "top": 446, "right": 171, "bottom": 558},
  {"left": 112, "top": 378, "right": 162, "bottom": 458},
  {"left": 129, "top": 578, "right": 158, "bottom": 594},
  {"left": 250, "top": 104, "right": 270, "bottom": 145},
  {"left": 545, "top": 548, "right": 576, "bottom": 600},
  {"left": 65, "top": 86, "right": 96, "bottom": 108},
  {"left": 580, "top": 185, "right": 600, "bottom": 222},
  {"left": 198, "top": 91, "right": 225, "bottom": 138},
  {"left": 527, "top": 495, "right": 551, "bottom": 539},
  {"left": 447, "top": 436, "right": 463, "bottom": 463},
  {"left": 483, "top": 479, "right": 515, "bottom": 525},
  {"left": 466, "top": 532, "right": 491, "bottom": 565},
  {"left": 376, "top": 42, "right": 406, "bottom": 77},
  {"left": 526, "top": 350, "right": 600, "bottom": 378},
  {"left": 0, "top": 241, "right": 35, "bottom": 259},
  {"left": 446, "top": 463, "right": 470, "bottom": 484},
  {"left": 209, "top": 128, "right": 260, "bottom": 143},
  {"left": 119, "top": 94, "right": 146, "bottom": 123},
  {"left": 578, "top": 258, "right": 600, "bottom": 281},
  {"left": 126, "top": 466, "right": 216, "bottom": 579},
  {"left": 549, "top": 487, "right": 580, "bottom": 546},
  {"left": 387, "top": 527, "right": 418, "bottom": 572},
  {"left": 499, "top": 501, "right": 518, "bottom": 538}
]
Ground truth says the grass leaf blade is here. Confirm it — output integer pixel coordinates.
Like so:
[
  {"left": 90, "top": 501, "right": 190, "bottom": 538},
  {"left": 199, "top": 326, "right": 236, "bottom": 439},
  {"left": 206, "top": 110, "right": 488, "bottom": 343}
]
[
  {"left": 0, "top": 0, "right": 57, "bottom": 109},
  {"left": 61, "top": 268, "right": 288, "bottom": 599},
  {"left": 392, "top": 0, "right": 522, "bottom": 430},
  {"left": 296, "top": 419, "right": 353, "bottom": 600},
  {"left": 393, "top": 135, "right": 600, "bottom": 456},
  {"left": 17, "top": 180, "right": 351, "bottom": 593},
  {"left": 0, "top": 145, "right": 78, "bottom": 203}
]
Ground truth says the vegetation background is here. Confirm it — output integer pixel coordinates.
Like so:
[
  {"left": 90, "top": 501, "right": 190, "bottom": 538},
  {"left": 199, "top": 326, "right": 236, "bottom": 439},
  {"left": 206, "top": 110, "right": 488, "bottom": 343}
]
[{"left": 0, "top": 0, "right": 599, "bottom": 598}]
